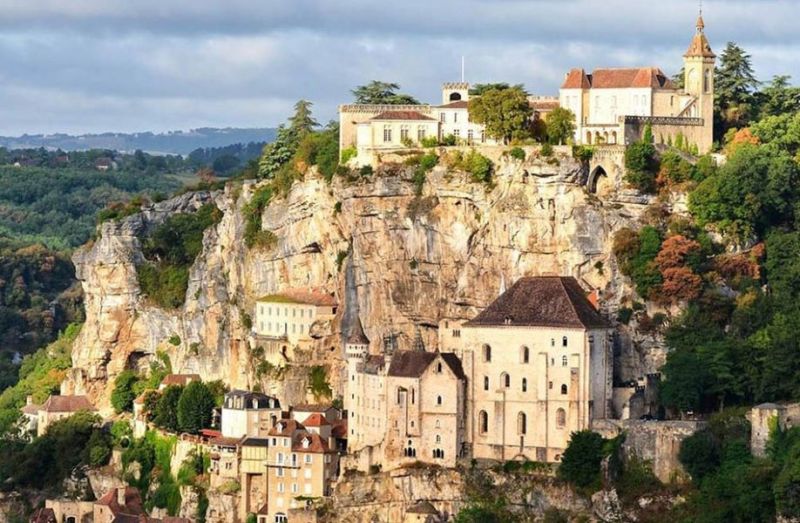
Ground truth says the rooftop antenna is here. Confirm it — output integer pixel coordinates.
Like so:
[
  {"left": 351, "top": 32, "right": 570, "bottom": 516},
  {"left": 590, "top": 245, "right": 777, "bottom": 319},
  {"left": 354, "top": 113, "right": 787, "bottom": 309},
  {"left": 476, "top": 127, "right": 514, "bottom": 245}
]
[{"left": 461, "top": 56, "right": 465, "bottom": 83}]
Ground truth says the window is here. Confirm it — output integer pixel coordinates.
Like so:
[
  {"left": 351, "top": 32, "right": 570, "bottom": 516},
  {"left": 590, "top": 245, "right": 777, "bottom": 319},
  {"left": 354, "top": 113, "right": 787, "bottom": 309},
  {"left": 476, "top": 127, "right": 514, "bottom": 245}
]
[
  {"left": 521, "top": 346, "right": 530, "bottom": 363},
  {"left": 482, "top": 344, "right": 492, "bottom": 362},
  {"left": 484, "top": 376, "right": 489, "bottom": 390},
  {"left": 435, "top": 419, "right": 441, "bottom": 429},
  {"left": 562, "top": 355, "right": 568, "bottom": 367},
  {"left": 452, "top": 329, "right": 461, "bottom": 337},
  {"left": 704, "top": 68, "right": 711, "bottom": 93},
  {"left": 453, "top": 112, "right": 459, "bottom": 123},
  {"left": 556, "top": 408, "right": 566, "bottom": 428},
  {"left": 480, "top": 129, "right": 486, "bottom": 143},
  {"left": 517, "top": 412, "right": 527, "bottom": 435},
  {"left": 397, "top": 387, "right": 403, "bottom": 405},
  {"left": 522, "top": 378, "right": 527, "bottom": 392},
  {"left": 304, "top": 455, "right": 312, "bottom": 464},
  {"left": 435, "top": 434, "right": 441, "bottom": 444},
  {"left": 436, "top": 395, "right": 443, "bottom": 406},
  {"left": 550, "top": 338, "right": 555, "bottom": 347},
  {"left": 479, "top": 411, "right": 488, "bottom": 434},
  {"left": 400, "top": 125, "right": 410, "bottom": 142},
  {"left": 418, "top": 127, "right": 426, "bottom": 141},
  {"left": 383, "top": 125, "right": 392, "bottom": 143},
  {"left": 275, "top": 514, "right": 287, "bottom": 523},
  {"left": 436, "top": 362, "right": 443, "bottom": 373},
  {"left": 411, "top": 388, "right": 415, "bottom": 404},
  {"left": 440, "top": 113, "right": 446, "bottom": 123},
  {"left": 433, "top": 448, "right": 444, "bottom": 459},
  {"left": 277, "top": 482, "right": 285, "bottom": 493},
  {"left": 561, "top": 384, "right": 568, "bottom": 395},
  {"left": 467, "top": 129, "right": 474, "bottom": 144},
  {"left": 501, "top": 373, "right": 510, "bottom": 388},
  {"left": 562, "top": 336, "right": 568, "bottom": 347},
  {"left": 454, "top": 129, "right": 460, "bottom": 139}
]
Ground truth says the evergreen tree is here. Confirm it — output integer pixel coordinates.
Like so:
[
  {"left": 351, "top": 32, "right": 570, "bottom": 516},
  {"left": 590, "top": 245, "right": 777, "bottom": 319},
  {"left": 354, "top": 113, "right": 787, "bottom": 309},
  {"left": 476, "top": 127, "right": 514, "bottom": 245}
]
[
  {"left": 758, "top": 75, "right": 800, "bottom": 118},
  {"left": 257, "top": 100, "right": 320, "bottom": 179},
  {"left": 715, "top": 42, "right": 760, "bottom": 136},
  {"left": 153, "top": 385, "right": 182, "bottom": 431},
  {"left": 351, "top": 81, "right": 418, "bottom": 105},
  {"left": 177, "top": 381, "right": 215, "bottom": 434},
  {"left": 111, "top": 370, "right": 141, "bottom": 414},
  {"left": 288, "top": 100, "right": 318, "bottom": 143}
]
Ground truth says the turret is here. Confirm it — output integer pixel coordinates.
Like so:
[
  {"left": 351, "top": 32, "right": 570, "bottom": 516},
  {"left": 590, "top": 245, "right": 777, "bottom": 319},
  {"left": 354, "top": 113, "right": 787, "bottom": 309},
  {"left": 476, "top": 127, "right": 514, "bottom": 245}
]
[
  {"left": 345, "top": 315, "right": 369, "bottom": 360},
  {"left": 683, "top": 10, "right": 715, "bottom": 151}
]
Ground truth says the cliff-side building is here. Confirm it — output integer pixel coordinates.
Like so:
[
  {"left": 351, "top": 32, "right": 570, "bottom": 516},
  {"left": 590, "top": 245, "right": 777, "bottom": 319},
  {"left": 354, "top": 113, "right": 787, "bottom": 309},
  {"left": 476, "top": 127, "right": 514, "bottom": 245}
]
[
  {"left": 560, "top": 14, "right": 715, "bottom": 152},
  {"left": 37, "top": 395, "right": 95, "bottom": 437},
  {"left": 221, "top": 390, "right": 281, "bottom": 438},
  {"left": 458, "top": 276, "right": 613, "bottom": 462}
]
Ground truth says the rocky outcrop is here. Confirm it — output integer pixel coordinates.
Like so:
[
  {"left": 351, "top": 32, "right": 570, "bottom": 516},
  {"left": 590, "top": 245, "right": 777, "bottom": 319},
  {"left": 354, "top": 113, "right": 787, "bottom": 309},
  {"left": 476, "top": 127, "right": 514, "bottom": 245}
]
[{"left": 67, "top": 150, "right": 657, "bottom": 409}]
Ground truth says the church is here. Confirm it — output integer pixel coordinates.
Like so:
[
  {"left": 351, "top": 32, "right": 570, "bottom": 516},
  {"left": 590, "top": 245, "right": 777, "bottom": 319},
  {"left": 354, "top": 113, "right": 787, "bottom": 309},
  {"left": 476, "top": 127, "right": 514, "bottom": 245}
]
[{"left": 560, "top": 13, "right": 716, "bottom": 152}]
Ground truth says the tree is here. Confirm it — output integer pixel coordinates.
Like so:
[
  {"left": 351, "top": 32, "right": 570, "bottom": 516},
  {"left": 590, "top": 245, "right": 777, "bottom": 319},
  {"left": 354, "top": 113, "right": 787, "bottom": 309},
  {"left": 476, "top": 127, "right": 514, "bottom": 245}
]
[
  {"left": 351, "top": 81, "right": 418, "bottom": 105},
  {"left": 468, "top": 86, "right": 532, "bottom": 144},
  {"left": 469, "top": 83, "right": 525, "bottom": 96},
  {"left": 558, "top": 430, "right": 605, "bottom": 488},
  {"left": 153, "top": 385, "right": 182, "bottom": 431},
  {"left": 715, "top": 42, "right": 760, "bottom": 137},
  {"left": 111, "top": 370, "right": 141, "bottom": 414},
  {"left": 758, "top": 75, "right": 800, "bottom": 118},
  {"left": 660, "top": 349, "right": 711, "bottom": 413},
  {"left": 257, "top": 100, "right": 320, "bottom": 179},
  {"left": 177, "top": 381, "right": 215, "bottom": 434},
  {"left": 545, "top": 107, "right": 576, "bottom": 145},
  {"left": 288, "top": 100, "right": 318, "bottom": 144},
  {"left": 624, "top": 132, "right": 658, "bottom": 193},
  {"left": 679, "top": 429, "right": 720, "bottom": 482}
]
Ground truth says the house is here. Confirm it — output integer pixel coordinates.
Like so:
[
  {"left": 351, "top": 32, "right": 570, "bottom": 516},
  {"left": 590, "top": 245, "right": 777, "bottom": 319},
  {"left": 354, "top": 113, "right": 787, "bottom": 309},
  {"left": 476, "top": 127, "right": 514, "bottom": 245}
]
[
  {"left": 208, "top": 436, "right": 242, "bottom": 488},
  {"left": 37, "top": 395, "right": 95, "bottom": 436},
  {"left": 20, "top": 396, "right": 40, "bottom": 437},
  {"left": 38, "top": 487, "right": 191, "bottom": 523},
  {"left": 239, "top": 437, "right": 270, "bottom": 521},
  {"left": 221, "top": 390, "right": 281, "bottom": 438},
  {"left": 93, "top": 487, "right": 145, "bottom": 523},
  {"left": 560, "top": 14, "right": 715, "bottom": 152},
  {"left": 290, "top": 404, "right": 341, "bottom": 424},
  {"left": 253, "top": 289, "right": 337, "bottom": 362},
  {"left": 460, "top": 276, "right": 613, "bottom": 462},
  {"left": 158, "top": 374, "right": 201, "bottom": 390},
  {"left": 264, "top": 419, "right": 339, "bottom": 523}
]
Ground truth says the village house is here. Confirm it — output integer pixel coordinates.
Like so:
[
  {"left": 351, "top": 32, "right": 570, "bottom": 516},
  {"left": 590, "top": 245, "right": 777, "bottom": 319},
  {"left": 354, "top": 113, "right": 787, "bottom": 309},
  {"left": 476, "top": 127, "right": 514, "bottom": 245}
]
[
  {"left": 253, "top": 289, "right": 337, "bottom": 363},
  {"left": 158, "top": 373, "right": 201, "bottom": 390},
  {"left": 560, "top": 14, "right": 715, "bottom": 152},
  {"left": 208, "top": 435, "right": 242, "bottom": 489},
  {"left": 457, "top": 276, "right": 613, "bottom": 462},
  {"left": 221, "top": 389, "right": 282, "bottom": 438},
  {"left": 36, "top": 395, "right": 95, "bottom": 437},
  {"left": 239, "top": 437, "right": 270, "bottom": 521},
  {"left": 34, "top": 487, "right": 191, "bottom": 523}
]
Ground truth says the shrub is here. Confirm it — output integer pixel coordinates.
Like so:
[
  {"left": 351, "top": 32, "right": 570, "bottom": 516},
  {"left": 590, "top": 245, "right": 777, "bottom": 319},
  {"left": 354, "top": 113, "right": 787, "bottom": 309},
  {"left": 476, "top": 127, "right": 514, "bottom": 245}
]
[
  {"left": 309, "top": 366, "right": 332, "bottom": 399},
  {"left": 572, "top": 145, "right": 594, "bottom": 162},
  {"left": 335, "top": 250, "right": 348, "bottom": 272},
  {"left": 340, "top": 147, "right": 357, "bottom": 165},
  {"left": 679, "top": 429, "right": 720, "bottom": 483},
  {"left": 243, "top": 185, "right": 275, "bottom": 249},
  {"left": 617, "top": 307, "right": 633, "bottom": 325},
  {"left": 168, "top": 334, "right": 181, "bottom": 346},
  {"left": 441, "top": 134, "right": 457, "bottom": 146},
  {"left": 333, "top": 201, "right": 342, "bottom": 214},
  {"left": 359, "top": 165, "right": 373, "bottom": 177},
  {"left": 420, "top": 136, "right": 439, "bottom": 148},
  {"left": 624, "top": 140, "right": 658, "bottom": 193},
  {"left": 111, "top": 370, "right": 142, "bottom": 414},
  {"left": 540, "top": 143, "right": 554, "bottom": 157},
  {"left": 509, "top": 147, "right": 525, "bottom": 161},
  {"left": 558, "top": 430, "right": 605, "bottom": 488}
]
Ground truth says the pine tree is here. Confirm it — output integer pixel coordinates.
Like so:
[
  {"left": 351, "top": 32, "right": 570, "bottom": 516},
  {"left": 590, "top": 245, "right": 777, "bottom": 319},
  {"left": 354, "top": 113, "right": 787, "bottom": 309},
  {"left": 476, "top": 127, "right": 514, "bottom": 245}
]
[
  {"left": 715, "top": 42, "right": 760, "bottom": 134},
  {"left": 257, "top": 100, "right": 320, "bottom": 179}
]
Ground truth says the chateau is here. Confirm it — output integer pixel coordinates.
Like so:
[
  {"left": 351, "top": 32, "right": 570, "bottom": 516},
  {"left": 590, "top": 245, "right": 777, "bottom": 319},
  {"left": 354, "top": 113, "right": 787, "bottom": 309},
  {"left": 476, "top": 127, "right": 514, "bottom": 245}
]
[{"left": 345, "top": 276, "right": 612, "bottom": 468}]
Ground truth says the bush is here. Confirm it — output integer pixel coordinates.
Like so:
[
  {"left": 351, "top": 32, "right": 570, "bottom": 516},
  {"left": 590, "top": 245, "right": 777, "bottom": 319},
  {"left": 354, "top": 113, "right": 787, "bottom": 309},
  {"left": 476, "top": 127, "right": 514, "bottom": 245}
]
[
  {"left": 168, "top": 334, "right": 181, "bottom": 346},
  {"left": 558, "top": 430, "right": 605, "bottom": 488},
  {"left": 243, "top": 185, "right": 275, "bottom": 248},
  {"left": 309, "top": 366, "right": 332, "bottom": 399},
  {"left": 340, "top": 146, "right": 357, "bottom": 164},
  {"left": 111, "top": 370, "right": 142, "bottom": 414},
  {"left": 420, "top": 136, "right": 439, "bottom": 148},
  {"left": 679, "top": 429, "right": 720, "bottom": 483},
  {"left": 624, "top": 140, "right": 658, "bottom": 193},
  {"left": 540, "top": 143, "right": 554, "bottom": 157},
  {"left": 617, "top": 307, "right": 633, "bottom": 324},
  {"left": 509, "top": 147, "right": 525, "bottom": 161}
]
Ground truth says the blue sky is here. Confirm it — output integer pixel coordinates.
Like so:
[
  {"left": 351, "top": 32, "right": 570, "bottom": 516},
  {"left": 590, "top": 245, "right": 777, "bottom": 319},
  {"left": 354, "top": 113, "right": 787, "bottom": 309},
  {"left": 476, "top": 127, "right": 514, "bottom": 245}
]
[{"left": 0, "top": 0, "right": 797, "bottom": 135}]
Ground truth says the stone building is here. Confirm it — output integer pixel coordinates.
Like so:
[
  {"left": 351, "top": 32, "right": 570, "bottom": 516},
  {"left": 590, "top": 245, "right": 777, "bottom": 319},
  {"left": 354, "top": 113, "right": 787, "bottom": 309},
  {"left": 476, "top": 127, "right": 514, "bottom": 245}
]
[
  {"left": 36, "top": 395, "right": 95, "bottom": 436},
  {"left": 253, "top": 289, "right": 337, "bottom": 363},
  {"left": 750, "top": 402, "right": 800, "bottom": 457},
  {"left": 208, "top": 435, "right": 242, "bottom": 488},
  {"left": 221, "top": 389, "right": 282, "bottom": 438},
  {"left": 158, "top": 374, "right": 201, "bottom": 390},
  {"left": 265, "top": 419, "right": 339, "bottom": 523},
  {"left": 457, "top": 276, "right": 613, "bottom": 462},
  {"left": 345, "top": 313, "right": 468, "bottom": 469},
  {"left": 560, "top": 13, "right": 715, "bottom": 153}
]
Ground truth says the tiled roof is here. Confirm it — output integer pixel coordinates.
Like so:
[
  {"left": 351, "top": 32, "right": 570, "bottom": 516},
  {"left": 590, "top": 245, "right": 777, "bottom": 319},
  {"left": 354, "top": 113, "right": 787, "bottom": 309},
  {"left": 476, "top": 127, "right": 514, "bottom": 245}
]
[
  {"left": 302, "top": 412, "right": 331, "bottom": 427},
  {"left": 331, "top": 419, "right": 347, "bottom": 438},
  {"left": 465, "top": 276, "right": 609, "bottom": 329},
  {"left": 292, "top": 431, "right": 330, "bottom": 453},
  {"left": 241, "top": 437, "right": 270, "bottom": 447},
  {"left": 292, "top": 403, "right": 336, "bottom": 413},
  {"left": 41, "top": 395, "right": 94, "bottom": 413},
  {"left": 96, "top": 487, "right": 145, "bottom": 516},
  {"left": 440, "top": 353, "right": 467, "bottom": 381},
  {"left": 269, "top": 419, "right": 305, "bottom": 437},
  {"left": 685, "top": 18, "right": 715, "bottom": 58},
  {"left": 345, "top": 315, "right": 370, "bottom": 345},
  {"left": 387, "top": 351, "right": 466, "bottom": 380},
  {"left": 363, "top": 354, "right": 386, "bottom": 375},
  {"left": 531, "top": 100, "right": 560, "bottom": 111},
  {"left": 257, "top": 288, "right": 337, "bottom": 307},
  {"left": 22, "top": 403, "right": 40, "bottom": 415},
  {"left": 160, "top": 374, "right": 200, "bottom": 387},
  {"left": 370, "top": 111, "right": 436, "bottom": 121},
  {"left": 561, "top": 67, "right": 675, "bottom": 90},
  {"left": 210, "top": 436, "right": 243, "bottom": 447},
  {"left": 437, "top": 100, "right": 469, "bottom": 109}
]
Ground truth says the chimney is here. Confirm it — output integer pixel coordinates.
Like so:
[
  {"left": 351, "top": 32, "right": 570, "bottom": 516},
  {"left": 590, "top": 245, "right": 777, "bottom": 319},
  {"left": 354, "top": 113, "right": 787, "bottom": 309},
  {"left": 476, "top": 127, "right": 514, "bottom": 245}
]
[
  {"left": 26, "top": 395, "right": 33, "bottom": 406},
  {"left": 587, "top": 289, "right": 600, "bottom": 310},
  {"left": 117, "top": 487, "right": 126, "bottom": 507}
]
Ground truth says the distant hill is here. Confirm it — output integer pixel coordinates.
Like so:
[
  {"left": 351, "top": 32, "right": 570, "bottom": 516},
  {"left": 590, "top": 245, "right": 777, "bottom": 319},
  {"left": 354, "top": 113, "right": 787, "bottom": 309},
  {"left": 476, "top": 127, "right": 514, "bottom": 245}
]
[{"left": 0, "top": 127, "right": 277, "bottom": 156}]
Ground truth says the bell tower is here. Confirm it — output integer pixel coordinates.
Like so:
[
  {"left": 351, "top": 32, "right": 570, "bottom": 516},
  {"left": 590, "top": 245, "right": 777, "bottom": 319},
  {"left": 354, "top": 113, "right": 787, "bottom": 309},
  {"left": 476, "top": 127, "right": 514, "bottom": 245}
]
[{"left": 683, "top": 9, "right": 715, "bottom": 151}]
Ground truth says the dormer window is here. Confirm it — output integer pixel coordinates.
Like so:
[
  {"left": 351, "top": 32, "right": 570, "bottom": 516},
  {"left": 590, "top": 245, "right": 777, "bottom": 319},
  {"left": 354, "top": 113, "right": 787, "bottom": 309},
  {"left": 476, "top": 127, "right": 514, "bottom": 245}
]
[
  {"left": 277, "top": 422, "right": 284, "bottom": 432},
  {"left": 302, "top": 438, "right": 310, "bottom": 449}
]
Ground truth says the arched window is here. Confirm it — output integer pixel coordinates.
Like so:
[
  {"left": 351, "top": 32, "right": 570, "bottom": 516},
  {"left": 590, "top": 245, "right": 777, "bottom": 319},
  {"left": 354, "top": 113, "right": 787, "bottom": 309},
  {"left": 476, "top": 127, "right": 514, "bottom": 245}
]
[
  {"left": 435, "top": 419, "right": 441, "bottom": 429},
  {"left": 517, "top": 412, "right": 527, "bottom": 435},
  {"left": 704, "top": 68, "right": 711, "bottom": 93},
  {"left": 436, "top": 362, "right": 443, "bottom": 373},
  {"left": 501, "top": 372, "right": 510, "bottom": 388},
  {"left": 561, "top": 384, "right": 568, "bottom": 395},
  {"left": 482, "top": 344, "right": 492, "bottom": 362},
  {"left": 521, "top": 346, "right": 530, "bottom": 363},
  {"left": 562, "top": 355, "right": 568, "bottom": 367},
  {"left": 479, "top": 411, "right": 488, "bottom": 434},
  {"left": 483, "top": 376, "right": 489, "bottom": 391},
  {"left": 562, "top": 336, "right": 568, "bottom": 347},
  {"left": 550, "top": 338, "right": 555, "bottom": 347},
  {"left": 436, "top": 395, "right": 443, "bottom": 406},
  {"left": 556, "top": 408, "right": 566, "bottom": 428},
  {"left": 435, "top": 434, "right": 441, "bottom": 444},
  {"left": 522, "top": 378, "right": 528, "bottom": 392}
]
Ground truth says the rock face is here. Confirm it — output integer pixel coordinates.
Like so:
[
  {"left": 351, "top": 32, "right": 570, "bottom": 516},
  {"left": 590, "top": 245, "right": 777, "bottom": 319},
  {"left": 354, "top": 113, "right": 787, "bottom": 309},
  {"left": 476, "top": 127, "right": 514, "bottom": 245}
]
[{"left": 68, "top": 150, "right": 656, "bottom": 409}]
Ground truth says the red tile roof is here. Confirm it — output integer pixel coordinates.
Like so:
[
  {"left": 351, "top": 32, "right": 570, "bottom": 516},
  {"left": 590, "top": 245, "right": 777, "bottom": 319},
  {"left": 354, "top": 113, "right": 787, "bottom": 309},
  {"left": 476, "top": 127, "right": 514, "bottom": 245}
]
[
  {"left": 292, "top": 403, "right": 336, "bottom": 413},
  {"left": 370, "top": 111, "right": 436, "bottom": 121},
  {"left": 466, "top": 276, "right": 609, "bottom": 329},
  {"left": 210, "top": 436, "right": 243, "bottom": 447},
  {"left": 562, "top": 67, "right": 675, "bottom": 90},
  {"left": 258, "top": 288, "right": 337, "bottom": 307},
  {"left": 96, "top": 487, "right": 145, "bottom": 517},
  {"left": 292, "top": 431, "right": 331, "bottom": 453},
  {"left": 685, "top": 26, "right": 715, "bottom": 58},
  {"left": 41, "top": 395, "right": 95, "bottom": 413},
  {"left": 331, "top": 419, "right": 347, "bottom": 438},
  {"left": 302, "top": 412, "right": 330, "bottom": 427},
  {"left": 561, "top": 68, "right": 591, "bottom": 89},
  {"left": 160, "top": 374, "right": 201, "bottom": 387},
  {"left": 22, "top": 403, "right": 41, "bottom": 415},
  {"left": 269, "top": 419, "right": 305, "bottom": 437},
  {"left": 437, "top": 100, "right": 469, "bottom": 109}
]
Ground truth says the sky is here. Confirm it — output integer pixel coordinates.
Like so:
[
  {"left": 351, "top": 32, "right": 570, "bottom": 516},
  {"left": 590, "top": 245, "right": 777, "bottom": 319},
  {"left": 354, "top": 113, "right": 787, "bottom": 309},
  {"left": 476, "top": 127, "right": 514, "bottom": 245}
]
[{"left": 0, "top": 0, "right": 798, "bottom": 135}]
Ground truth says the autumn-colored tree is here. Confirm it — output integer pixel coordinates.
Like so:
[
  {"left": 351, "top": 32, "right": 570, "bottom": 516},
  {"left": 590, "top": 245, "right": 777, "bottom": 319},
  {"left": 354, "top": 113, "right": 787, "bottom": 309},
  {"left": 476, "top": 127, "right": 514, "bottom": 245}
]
[
  {"left": 655, "top": 235, "right": 701, "bottom": 271},
  {"left": 724, "top": 127, "right": 760, "bottom": 155},
  {"left": 660, "top": 266, "right": 703, "bottom": 303}
]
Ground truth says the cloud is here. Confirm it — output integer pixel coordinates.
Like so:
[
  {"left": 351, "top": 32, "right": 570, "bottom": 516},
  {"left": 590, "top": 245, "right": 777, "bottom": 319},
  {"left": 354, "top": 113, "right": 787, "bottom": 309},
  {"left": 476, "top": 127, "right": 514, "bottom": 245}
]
[{"left": 0, "top": 0, "right": 798, "bottom": 134}]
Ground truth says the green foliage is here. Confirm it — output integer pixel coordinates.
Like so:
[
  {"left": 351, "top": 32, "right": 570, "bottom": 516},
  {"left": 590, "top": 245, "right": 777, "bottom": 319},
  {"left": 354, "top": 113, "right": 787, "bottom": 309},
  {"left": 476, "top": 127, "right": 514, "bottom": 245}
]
[
  {"left": 153, "top": 385, "right": 182, "bottom": 432},
  {"left": 340, "top": 146, "right": 357, "bottom": 165},
  {"left": 137, "top": 204, "right": 221, "bottom": 309},
  {"left": 177, "top": 381, "right": 215, "bottom": 434},
  {"left": 111, "top": 370, "right": 141, "bottom": 414},
  {"left": 545, "top": 107, "right": 576, "bottom": 145},
  {"left": 540, "top": 142, "right": 554, "bottom": 157},
  {"left": 613, "top": 226, "right": 663, "bottom": 299},
  {"left": 123, "top": 431, "right": 181, "bottom": 515},
  {"left": 335, "top": 250, "right": 348, "bottom": 272},
  {"left": 449, "top": 150, "right": 493, "bottom": 186},
  {"left": 679, "top": 429, "right": 721, "bottom": 482},
  {"left": 243, "top": 184, "right": 276, "bottom": 249},
  {"left": 624, "top": 139, "right": 658, "bottom": 193},
  {"left": 468, "top": 86, "right": 532, "bottom": 144},
  {"left": 168, "top": 334, "right": 181, "bottom": 346},
  {"left": 111, "top": 420, "right": 133, "bottom": 448},
  {"left": 309, "top": 366, "right": 332, "bottom": 399},
  {"left": 351, "top": 81, "right": 419, "bottom": 105},
  {"left": 715, "top": 42, "right": 760, "bottom": 138},
  {"left": 558, "top": 430, "right": 605, "bottom": 489},
  {"left": 508, "top": 147, "right": 525, "bottom": 161},
  {"left": 258, "top": 100, "right": 319, "bottom": 180},
  {"left": 571, "top": 145, "right": 594, "bottom": 162},
  {"left": 420, "top": 135, "right": 439, "bottom": 148}
]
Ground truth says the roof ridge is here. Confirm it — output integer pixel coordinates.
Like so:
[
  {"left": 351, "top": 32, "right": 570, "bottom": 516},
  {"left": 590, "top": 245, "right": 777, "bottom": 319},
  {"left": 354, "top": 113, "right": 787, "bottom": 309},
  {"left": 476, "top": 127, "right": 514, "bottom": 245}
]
[{"left": 559, "top": 277, "right": 585, "bottom": 327}]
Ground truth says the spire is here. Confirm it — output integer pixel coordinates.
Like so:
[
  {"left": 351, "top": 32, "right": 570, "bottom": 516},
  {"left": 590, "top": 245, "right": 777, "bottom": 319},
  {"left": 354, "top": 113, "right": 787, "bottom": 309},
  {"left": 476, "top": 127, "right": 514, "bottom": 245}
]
[
  {"left": 684, "top": 7, "right": 715, "bottom": 58},
  {"left": 696, "top": 12, "right": 705, "bottom": 33},
  {"left": 346, "top": 314, "right": 370, "bottom": 346}
]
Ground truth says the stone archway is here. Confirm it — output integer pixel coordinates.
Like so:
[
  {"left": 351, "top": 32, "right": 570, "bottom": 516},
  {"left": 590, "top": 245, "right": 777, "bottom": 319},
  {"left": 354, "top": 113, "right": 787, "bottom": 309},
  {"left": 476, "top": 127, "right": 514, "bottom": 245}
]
[
  {"left": 587, "top": 165, "right": 608, "bottom": 194},
  {"left": 449, "top": 92, "right": 462, "bottom": 101}
]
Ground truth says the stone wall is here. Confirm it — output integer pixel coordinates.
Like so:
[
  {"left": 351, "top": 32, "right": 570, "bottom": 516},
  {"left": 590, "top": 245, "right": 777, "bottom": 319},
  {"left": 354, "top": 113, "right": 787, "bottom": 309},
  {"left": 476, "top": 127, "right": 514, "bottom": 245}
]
[{"left": 619, "top": 420, "right": 704, "bottom": 484}]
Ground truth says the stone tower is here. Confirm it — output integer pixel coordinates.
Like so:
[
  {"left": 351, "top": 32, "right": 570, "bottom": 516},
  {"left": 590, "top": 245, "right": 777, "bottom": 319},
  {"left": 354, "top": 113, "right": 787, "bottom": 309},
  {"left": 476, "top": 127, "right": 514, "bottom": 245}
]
[{"left": 683, "top": 11, "right": 716, "bottom": 150}]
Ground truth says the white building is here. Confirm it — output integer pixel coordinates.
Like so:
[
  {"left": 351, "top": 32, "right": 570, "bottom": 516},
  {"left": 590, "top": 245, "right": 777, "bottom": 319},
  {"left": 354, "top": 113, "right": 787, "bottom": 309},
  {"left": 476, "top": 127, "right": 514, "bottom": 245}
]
[{"left": 221, "top": 389, "right": 282, "bottom": 438}]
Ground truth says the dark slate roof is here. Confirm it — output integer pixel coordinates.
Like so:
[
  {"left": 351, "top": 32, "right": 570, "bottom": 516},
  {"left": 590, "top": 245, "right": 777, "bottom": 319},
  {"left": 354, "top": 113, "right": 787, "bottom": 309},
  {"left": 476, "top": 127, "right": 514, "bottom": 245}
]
[
  {"left": 224, "top": 390, "right": 281, "bottom": 410},
  {"left": 362, "top": 354, "right": 386, "bottom": 375},
  {"left": 241, "top": 437, "right": 270, "bottom": 447},
  {"left": 440, "top": 353, "right": 467, "bottom": 381},
  {"left": 346, "top": 315, "right": 370, "bottom": 345},
  {"left": 387, "top": 351, "right": 465, "bottom": 380},
  {"left": 465, "top": 276, "right": 609, "bottom": 329}
]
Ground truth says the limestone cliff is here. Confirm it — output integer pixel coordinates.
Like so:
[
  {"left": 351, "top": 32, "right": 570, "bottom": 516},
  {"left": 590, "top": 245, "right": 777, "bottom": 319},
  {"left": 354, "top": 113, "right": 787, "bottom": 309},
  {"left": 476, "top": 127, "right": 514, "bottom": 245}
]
[{"left": 66, "top": 147, "right": 658, "bottom": 410}]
